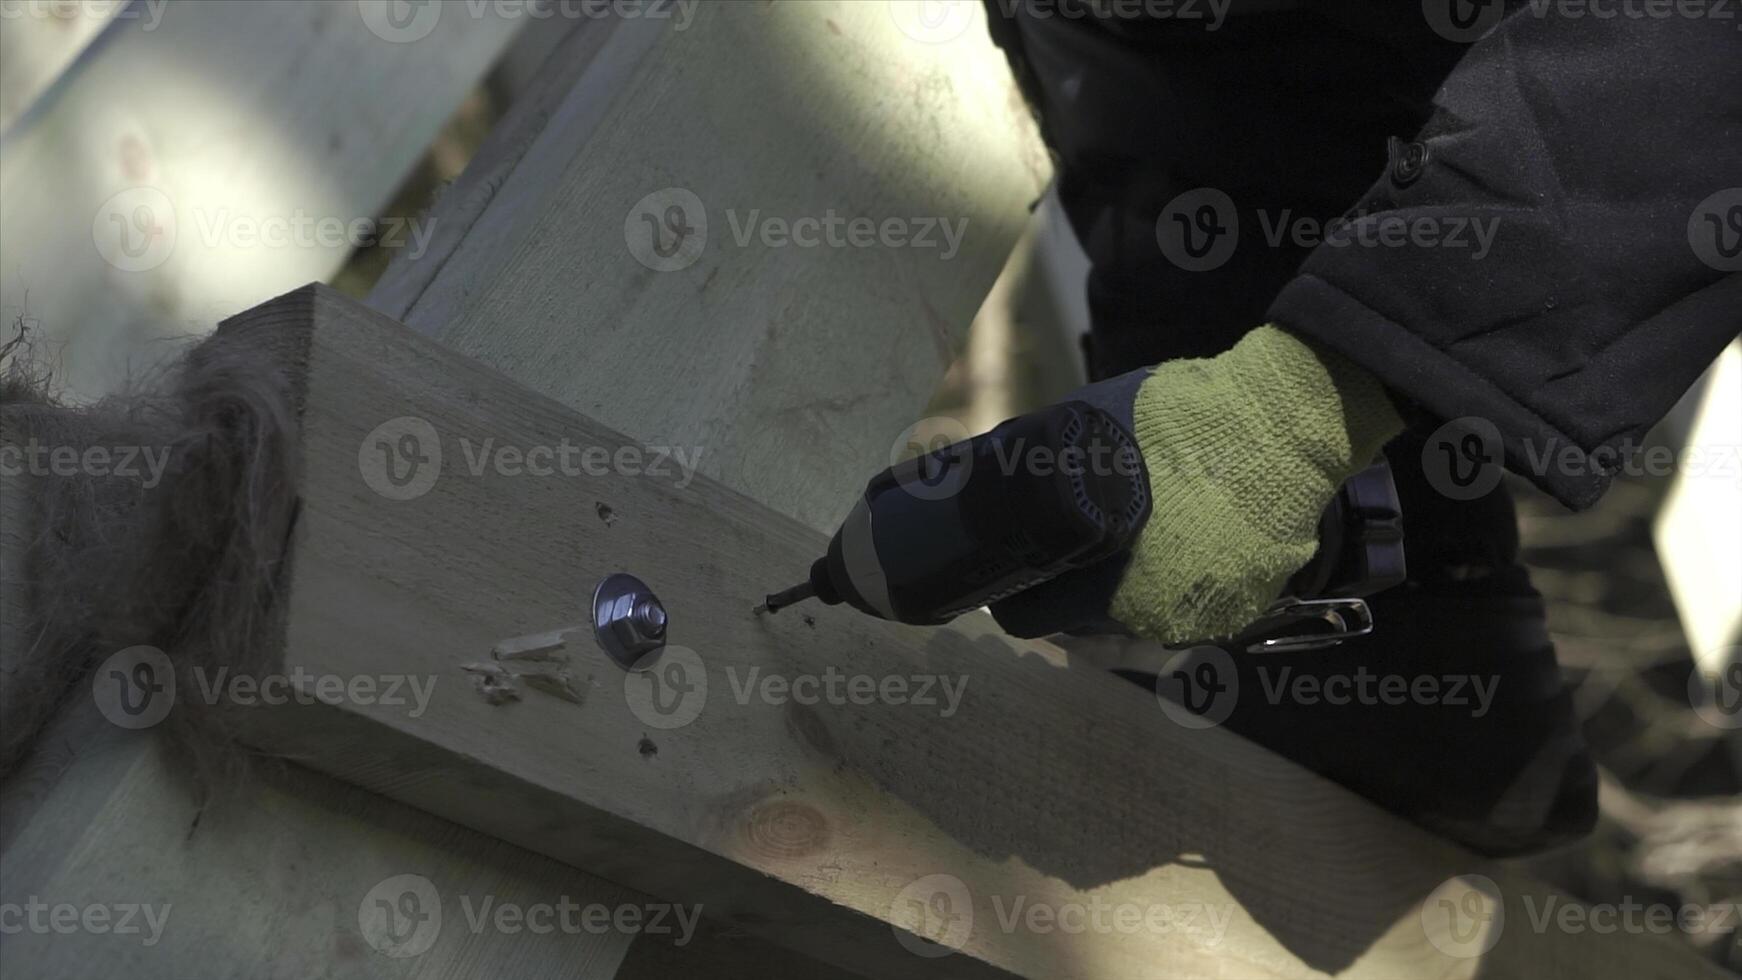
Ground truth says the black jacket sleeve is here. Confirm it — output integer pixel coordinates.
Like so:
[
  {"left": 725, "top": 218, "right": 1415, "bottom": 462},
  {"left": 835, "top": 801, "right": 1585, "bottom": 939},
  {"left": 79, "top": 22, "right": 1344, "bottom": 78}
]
[{"left": 1269, "top": 10, "right": 1742, "bottom": 510}]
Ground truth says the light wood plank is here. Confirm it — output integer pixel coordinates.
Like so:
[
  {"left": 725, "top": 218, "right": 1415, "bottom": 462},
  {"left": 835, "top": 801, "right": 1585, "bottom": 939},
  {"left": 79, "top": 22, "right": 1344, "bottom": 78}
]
[
  {"left": 1, "top": 376, "right": 649, "bottom": 980},
  {"left": 0, "top": 0, "right": 522, "bottom": 400},
  {"left": 369, "top": 0, "right": 1050, "bottom": 533},
  {"left": 0, "top": 697, "right": 642, "bottom": 980}
]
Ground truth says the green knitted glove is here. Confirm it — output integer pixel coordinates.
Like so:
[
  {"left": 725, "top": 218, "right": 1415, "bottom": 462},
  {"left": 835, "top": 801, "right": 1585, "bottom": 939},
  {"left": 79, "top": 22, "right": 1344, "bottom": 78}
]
[{"left": 1108, "top": 325, "right": 1402, "bottom": 643}]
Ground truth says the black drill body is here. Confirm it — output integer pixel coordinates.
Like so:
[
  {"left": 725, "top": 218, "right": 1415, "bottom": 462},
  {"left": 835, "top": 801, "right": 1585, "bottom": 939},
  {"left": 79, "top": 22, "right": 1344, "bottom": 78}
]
[{"left": 772, "top": 402, "right": 1151, "bottom": 625}]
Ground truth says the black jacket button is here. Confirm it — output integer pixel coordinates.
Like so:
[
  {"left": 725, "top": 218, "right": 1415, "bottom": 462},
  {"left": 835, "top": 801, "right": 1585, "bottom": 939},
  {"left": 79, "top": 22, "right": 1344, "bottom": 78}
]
[{"left": 1390, "top": 137, "right": 1430, "bottom": 186}]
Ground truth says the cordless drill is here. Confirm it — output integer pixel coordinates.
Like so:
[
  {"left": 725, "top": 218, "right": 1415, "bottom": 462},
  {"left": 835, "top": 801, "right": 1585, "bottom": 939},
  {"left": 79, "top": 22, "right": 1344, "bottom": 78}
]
[
  {"left": 757, "top": 400, "right": 1405, "bottom": 648},
  {"left": 757, "top": 401, "right": 1149, "bottom": 624}
]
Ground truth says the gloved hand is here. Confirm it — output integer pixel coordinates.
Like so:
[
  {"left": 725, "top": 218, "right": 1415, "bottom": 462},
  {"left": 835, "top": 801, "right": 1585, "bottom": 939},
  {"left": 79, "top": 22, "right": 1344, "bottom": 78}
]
[{"left": 991, "top": 324, "right": 1402, "bottom": 645}]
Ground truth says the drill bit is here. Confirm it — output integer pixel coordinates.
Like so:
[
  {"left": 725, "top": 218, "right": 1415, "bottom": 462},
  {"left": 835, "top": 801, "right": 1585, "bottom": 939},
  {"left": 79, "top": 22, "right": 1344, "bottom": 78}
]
[{"left": 754, "top": 581, "right": 815, "bottom": 616}]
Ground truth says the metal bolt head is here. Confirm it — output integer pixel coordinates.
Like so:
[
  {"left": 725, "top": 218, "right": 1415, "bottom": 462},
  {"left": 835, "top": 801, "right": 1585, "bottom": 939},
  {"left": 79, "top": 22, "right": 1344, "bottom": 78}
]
[
  {"left": 592, "top": 573, "right": 668, "bottom": 671},
  {"left": 633, "top": 599, "right": 667, "bottom": 638}
]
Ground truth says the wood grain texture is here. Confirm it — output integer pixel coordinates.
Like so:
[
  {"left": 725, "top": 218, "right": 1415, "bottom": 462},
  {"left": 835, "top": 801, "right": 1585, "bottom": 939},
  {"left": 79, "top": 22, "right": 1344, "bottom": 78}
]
[
  {"left": 368, "top": 0, "right": 1051, "bottom": 534},
  {"left": 207, "top": 284, "right": 1729, "bottom": 980},
  {"left": 0, "top": 698, "right": 641, "bottom": 980},
  {"left": 0, "top": 364, "right": 652, "bottom": 980},
  {"left": 0, "top": 0, "right": 521, "bottom": 400}
]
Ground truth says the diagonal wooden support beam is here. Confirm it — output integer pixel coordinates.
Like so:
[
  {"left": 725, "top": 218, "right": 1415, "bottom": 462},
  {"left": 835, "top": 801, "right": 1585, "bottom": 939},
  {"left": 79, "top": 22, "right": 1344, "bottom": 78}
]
[
  {"left": 198, "top": 284, "right": 1726, "bottom": 980},
  {"left": 367, "top": 0, "right": 1050, "bottom": 535}
]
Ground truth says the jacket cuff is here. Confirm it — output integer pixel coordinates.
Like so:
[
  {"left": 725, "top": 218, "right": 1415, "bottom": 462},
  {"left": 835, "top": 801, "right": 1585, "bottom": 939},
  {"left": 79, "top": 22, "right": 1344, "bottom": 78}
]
[{"left": 1270, "top": 273, "right": 1612, "bottom": 510}]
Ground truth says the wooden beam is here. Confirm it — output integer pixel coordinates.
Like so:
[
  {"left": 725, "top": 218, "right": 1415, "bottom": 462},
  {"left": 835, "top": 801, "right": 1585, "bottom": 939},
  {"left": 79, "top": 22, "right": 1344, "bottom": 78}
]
[
  {"left": 0, "top": 365, "right": 650, "bottom": 980},
  {"left": 0, "top": 382, "right": 828, "bottom": 979},
  {"left": 0, "top": 0, "right": 522, "bottom": 400},
  {"left": 0, "top": 697, "right": 642, "bottom": 979},
  {"left": 202, "top": 284, "right": 1726, "bottom": 980},
  {"left": 368, "top": 0, "right": 1050, "bottom": 533}
]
